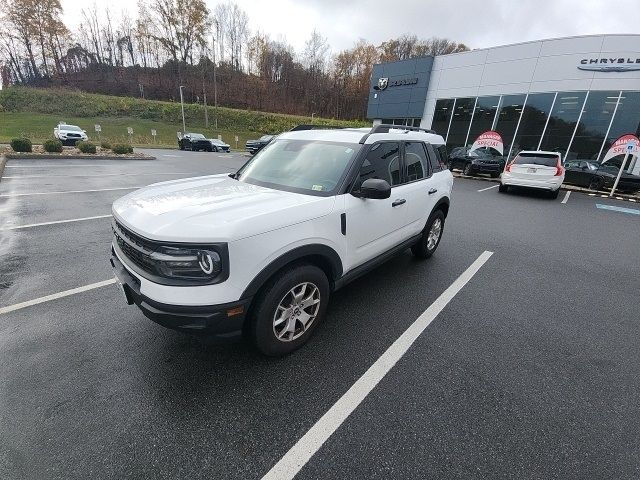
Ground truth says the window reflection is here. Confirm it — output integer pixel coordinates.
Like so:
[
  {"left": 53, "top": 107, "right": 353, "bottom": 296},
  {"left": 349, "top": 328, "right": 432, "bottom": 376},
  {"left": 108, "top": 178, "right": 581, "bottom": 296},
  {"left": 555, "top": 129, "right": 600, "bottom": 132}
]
[
  {"left": 511, "top": 93, "right": 555, "bottom": 153},
  {"left": 431, "top": 99, "right": 455, "bottom": 138},
  {"left": 494, "top": 94, "right": 526, "bottom": 158},
  {"left": 566, "top": 91, "right": 619, "bottom": 161},
  {"left": 467, "top": 96, "right": 500, "bottom": 146},
  {"left": 538, "top": 92, "right": 587, "bottom": 158},
  {"left": 446, "top": 98, "right": 475, "bottom": 149}
]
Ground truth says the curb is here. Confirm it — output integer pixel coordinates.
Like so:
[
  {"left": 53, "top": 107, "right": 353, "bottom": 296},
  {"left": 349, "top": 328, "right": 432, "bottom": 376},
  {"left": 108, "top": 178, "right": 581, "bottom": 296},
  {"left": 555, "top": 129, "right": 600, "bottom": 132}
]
[
  {"left": 452, "top": 172, "right": 640, "bottom": 203},
  {"left": 5, "top": 154, "right": 155, "bottom": 161}
]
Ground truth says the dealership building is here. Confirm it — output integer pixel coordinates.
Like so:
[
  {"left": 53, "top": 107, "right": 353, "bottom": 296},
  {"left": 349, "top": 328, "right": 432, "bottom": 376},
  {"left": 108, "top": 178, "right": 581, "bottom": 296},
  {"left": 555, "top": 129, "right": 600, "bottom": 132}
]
[{"left": 367, "top": 34, "right": 640, "bottom": 168}]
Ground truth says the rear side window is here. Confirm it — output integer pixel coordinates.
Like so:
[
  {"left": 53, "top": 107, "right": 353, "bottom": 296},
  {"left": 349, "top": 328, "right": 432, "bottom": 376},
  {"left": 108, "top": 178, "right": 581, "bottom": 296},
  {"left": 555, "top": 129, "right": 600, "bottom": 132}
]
[
  {"left": 404, "top": 142, "right": 427, "bottom": 181},
  {"left": 426, "top": 144, "right": 447, "bottom": 172},
  {"left": 358, "top": 142, "right": 401, "bottom": 186},
  {"left": 513, "top": 153, "right": 560, "bottom": 167}
]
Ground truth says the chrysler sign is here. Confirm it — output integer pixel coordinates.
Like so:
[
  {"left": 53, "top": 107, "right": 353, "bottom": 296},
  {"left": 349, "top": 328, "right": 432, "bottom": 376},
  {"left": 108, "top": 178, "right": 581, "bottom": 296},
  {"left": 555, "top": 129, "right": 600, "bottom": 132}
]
[{"left": 578, "top": 57, "right": 640, "bottom": 72}]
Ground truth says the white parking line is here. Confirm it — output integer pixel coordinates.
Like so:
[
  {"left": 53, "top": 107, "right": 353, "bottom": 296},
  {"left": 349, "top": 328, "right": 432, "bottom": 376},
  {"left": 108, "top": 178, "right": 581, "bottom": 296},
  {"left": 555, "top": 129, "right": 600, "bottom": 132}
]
[
  {"left": 2, "top": 172, "right": 189, "bottom": 179},
  {"left": 163, "top": 154, "right": 179, "bottom": 157},
  {"left": 0, "top": 279, "right": 117, "bottom": 315},
  {"left": 561, "top": 191, "right": 571, "bottom": 204},
  {"left": 477, "top": 184, "right": 499, "bottom": 192},
  {"left": 0, "top": 186, "right": 144, "bottom": 197},
  {"left": 5, "top": 164, "right": 118, "bottom": 168},
  {"left": 0, "top": 214, "right": 112, "bottom": 231},
  {"left": 261, "top": 250, "right": 494, "bottom": 480}
]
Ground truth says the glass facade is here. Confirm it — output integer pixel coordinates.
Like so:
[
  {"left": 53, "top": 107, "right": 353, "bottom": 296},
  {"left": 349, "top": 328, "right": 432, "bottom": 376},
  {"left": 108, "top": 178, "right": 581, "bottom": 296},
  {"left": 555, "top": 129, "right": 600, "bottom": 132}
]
[
  {"left": 431, "top": 90, "right": 640, "bottom": 164},
  {"left": 381, "top": 118, "right": 422, "bottom": 127},
  {"left": 446, "top": 97, "right": 475, "bottom": 150}
]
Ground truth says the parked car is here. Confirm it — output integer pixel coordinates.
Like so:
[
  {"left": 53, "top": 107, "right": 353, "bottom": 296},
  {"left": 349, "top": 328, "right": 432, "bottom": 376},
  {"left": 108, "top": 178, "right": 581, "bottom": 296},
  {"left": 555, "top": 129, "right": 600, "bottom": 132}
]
[
  {"left": 563, "top": 160, "right": 640, "bottom": 193},
  {"left": 54, "top": 123, "right": 88, "bottom": 146},
  {"left": 448, "top": 146, "right": 505, "bottom": 177},
  {"left": 111, "top": 124, "right": 453, "bottom": 356},
  {"left": 178, "top": 133, "right": 211, "bottom": 151},
  {"left": 499, "top": 151, "right": 564, "bottom": 198},
  {"left": 245, "top": 135, "right": 274, "bottom": 155},
  {"left": 208, "top": 138, "right": 231, "bottom": 153}
]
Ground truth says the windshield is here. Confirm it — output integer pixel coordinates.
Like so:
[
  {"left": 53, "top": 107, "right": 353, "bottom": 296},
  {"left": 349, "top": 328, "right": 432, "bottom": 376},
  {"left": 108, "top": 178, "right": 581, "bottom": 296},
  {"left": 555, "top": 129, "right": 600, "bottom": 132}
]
[
  {"left": 513, "top": 153, "right": 559, "bottom": 167},
  {"left": 62, "top": 125, "right": 82, "bottom": 132},
  {"left": 190, "top": 133, "right": 205, "bottom": 139},
  {"left": 237, "top": 139, "right": 360, "bottom": 194}
]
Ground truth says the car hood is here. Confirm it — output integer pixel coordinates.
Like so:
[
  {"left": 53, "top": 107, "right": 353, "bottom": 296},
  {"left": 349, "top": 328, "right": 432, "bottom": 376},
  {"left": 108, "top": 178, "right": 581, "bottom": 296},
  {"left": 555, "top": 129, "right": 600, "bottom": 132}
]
[{"left": 112, "top": 174, "right": 335, "bottom": 242}]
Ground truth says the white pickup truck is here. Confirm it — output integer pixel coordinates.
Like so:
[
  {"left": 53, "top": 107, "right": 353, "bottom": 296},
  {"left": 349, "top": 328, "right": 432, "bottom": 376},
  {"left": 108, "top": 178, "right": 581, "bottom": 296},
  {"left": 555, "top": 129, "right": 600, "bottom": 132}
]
[{"left": 111, "top": 125, "right": 453, "bottom": 355}]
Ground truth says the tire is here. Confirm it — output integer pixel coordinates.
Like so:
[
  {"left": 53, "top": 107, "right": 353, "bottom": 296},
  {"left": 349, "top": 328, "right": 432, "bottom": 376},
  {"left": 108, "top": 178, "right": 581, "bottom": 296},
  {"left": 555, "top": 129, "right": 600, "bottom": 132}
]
[
  {"left": 550, "top": 189, "right": 560, "bottom": 199},
  {"left": 448, "top": 161, "right": 454, "bottom": 171},
  {"left": 179, "top": 143, "right": 184, "bottom": 150},
  {"left": 249, "top": 264, "right": 330, "bottom": 356},
  {"left": 411, "top": 210, "right": 445, "bottom": 259},
  {"left": 463, "top": 163, "right": 473, "bottom": 176},
  {"left": 498, "top": 183, "right": 508, "bottom": 193},
  {"left": 212, "top": 146, "right": 218, "bottom": 153},
  {"left": 588, "top": 176, "right": 604, "bottom": 191}
]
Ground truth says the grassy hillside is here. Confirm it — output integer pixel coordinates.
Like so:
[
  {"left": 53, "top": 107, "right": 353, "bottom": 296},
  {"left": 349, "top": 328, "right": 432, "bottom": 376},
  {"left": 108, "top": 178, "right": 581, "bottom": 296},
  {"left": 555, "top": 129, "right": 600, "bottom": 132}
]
[{"left": 0, "top": 87, "right": 368, "bottom": 147}]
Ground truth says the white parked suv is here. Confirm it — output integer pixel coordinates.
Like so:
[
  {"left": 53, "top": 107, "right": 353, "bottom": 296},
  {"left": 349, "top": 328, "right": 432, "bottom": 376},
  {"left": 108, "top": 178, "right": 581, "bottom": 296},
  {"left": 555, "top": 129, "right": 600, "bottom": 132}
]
[
  {"left": 111, "top": 125, "right": 453, "bottom": 355},
  {"left": 499, "top": 151, "right": 565, "bottom": 198},
  {"left": 53, "top": 123, "right": 88, "bottom": 145}
]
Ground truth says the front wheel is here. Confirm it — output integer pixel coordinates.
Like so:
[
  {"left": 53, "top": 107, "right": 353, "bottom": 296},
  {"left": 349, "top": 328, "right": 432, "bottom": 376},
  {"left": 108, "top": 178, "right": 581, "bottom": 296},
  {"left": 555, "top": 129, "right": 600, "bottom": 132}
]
[
  {"left": 411, "top": 210, "right": 445, "bottom": 259},
  {"left": 463, "top": 163, "right": 473, "bottom": 176},
  {"left": 249, "top": 264, "right": 330, "bottom": 356},
  {"left": 588, "top": 176, "right": 604, "bottom": 191}
]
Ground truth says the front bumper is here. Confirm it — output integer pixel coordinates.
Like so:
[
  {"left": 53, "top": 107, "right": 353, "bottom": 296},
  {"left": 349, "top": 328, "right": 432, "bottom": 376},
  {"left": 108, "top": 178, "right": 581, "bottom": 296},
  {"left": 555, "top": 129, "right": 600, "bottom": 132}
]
[
  {"left": 111, "top": 248, "right": 250, "bottom": 341},
  {"left": 472, "top": 163, "right": 502, "bottom": 173}
]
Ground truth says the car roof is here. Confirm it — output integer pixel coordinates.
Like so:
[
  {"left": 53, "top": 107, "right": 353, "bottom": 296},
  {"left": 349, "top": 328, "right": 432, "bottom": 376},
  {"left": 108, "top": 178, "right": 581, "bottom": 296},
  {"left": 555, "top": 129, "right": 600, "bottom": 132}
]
[{"left": 277, "top": 127, "right": 445, "bottom": 146}]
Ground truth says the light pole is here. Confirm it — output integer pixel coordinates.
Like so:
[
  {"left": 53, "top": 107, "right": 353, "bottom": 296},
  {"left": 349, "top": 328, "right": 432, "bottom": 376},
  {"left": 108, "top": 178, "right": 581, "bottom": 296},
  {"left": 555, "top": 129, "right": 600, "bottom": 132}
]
[{"left": 179, "top": 85, "right": 186, "bottom": 133}]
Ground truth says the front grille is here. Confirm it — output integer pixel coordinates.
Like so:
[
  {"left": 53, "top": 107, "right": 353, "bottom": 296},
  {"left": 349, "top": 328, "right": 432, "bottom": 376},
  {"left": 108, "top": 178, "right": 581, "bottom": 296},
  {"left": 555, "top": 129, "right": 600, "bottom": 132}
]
[{"left": 113, "top": 221, "right": 159, "bottom": 275}]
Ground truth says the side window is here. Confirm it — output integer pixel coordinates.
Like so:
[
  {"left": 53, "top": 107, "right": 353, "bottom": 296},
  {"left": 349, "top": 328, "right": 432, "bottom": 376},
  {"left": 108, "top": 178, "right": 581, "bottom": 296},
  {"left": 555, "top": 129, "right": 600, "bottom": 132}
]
[
  {"left": 404, "top": 142, "right": 428, "bottom": 181},
  {"left": 358, "top": 142, "right": 401, "bottom": 186},
  {"left": 425, "top": 143, "right": 445, "bottom": 172}
]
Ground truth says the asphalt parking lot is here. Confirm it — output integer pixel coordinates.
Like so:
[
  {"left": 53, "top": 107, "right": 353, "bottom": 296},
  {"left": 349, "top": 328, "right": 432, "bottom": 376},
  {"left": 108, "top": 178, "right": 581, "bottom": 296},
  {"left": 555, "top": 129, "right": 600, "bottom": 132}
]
[{"left": 1, "top": 149, "right": 639, "bottom": 480}]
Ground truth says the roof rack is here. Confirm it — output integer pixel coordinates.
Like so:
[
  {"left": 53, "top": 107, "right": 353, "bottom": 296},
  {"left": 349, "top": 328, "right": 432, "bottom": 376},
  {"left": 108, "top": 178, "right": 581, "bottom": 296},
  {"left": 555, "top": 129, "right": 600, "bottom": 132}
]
[
  {"left": 290, "top": 124, "right": 347, "bottom": 131},
  {"left": 359, "top": 124, "right": 436, "bottom": 144}
]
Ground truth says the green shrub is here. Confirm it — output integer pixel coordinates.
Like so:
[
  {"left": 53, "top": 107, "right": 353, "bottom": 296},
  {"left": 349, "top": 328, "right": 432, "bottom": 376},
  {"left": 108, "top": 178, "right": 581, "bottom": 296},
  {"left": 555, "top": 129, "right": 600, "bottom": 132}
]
[
  {"left": 112, "top": 144, "right": 133, "bottom": 154},
  {"left": 76, "top": 141, "right": 96, "bottom": 154},
  {"left": 43, "top": 139, "right": 63, "bottom": 153},
  {"left": 10, "top": 138, "right": 32, "bottom": 152},
  {"left": 100, "top": 141, "right": 112, "bottom": 150}
]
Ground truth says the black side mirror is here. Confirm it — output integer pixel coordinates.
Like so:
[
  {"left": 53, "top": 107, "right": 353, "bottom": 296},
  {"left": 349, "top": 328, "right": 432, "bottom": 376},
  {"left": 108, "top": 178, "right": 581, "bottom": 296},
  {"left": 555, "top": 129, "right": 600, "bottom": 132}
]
[{"left": 359, "top": 178, "right": 391, "bottom": 199}]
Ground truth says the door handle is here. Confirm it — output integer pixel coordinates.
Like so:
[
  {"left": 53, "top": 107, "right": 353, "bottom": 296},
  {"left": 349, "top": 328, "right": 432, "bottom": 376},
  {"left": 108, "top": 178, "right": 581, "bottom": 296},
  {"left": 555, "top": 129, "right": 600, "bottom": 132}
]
[
  {"left": 392, "top": 198, "right": 406, "bottom": 207},
  {"left": 428, "top": 188, "right": 438, "bottom": 195}
]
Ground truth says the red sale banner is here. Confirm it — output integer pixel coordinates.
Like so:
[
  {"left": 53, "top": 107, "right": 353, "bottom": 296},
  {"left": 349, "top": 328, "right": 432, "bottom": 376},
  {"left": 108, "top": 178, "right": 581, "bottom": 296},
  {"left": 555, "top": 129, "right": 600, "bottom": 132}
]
[
  {"left": 469, "top": 131, "right": 504, "bottom": 155},
  {"left": 602, "top": 134, "right": 639, "bottom": 163}
]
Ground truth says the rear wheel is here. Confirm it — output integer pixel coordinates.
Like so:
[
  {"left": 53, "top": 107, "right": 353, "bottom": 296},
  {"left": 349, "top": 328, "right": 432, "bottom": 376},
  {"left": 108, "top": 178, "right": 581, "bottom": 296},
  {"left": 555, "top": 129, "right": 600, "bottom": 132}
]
[
  {"left": 411, "top": 210, "right": 445, "bottom": 259},
  {"left": 550, "top": 189, "right": 560, "bottom": 199},
  {"left": 588, "top": 176, "right": 604, "bottom": 191},
  {"left": 463, "top": 163, "right": 473, "bottom": 176},
  {"left": 498, "top": 184, "right": 508, "bottom": 193},
  {"left": 249, "top": 264, "right": 329, "bottom": 356}
]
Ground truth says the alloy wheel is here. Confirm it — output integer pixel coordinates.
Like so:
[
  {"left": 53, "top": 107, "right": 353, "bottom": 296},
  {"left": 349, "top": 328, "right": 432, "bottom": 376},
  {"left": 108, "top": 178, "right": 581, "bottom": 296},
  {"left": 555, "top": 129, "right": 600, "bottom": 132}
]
[
  {"left": 427, "top": 218, "right": 442, "bottom": 250},
  {"left": 272, "top": 282, "right": 321, "bottom": 342}
]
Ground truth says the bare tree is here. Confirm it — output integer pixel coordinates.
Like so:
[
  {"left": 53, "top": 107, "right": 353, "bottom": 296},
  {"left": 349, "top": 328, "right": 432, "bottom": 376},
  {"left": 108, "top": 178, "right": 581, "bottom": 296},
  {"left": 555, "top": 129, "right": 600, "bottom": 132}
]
[
  {"left": 147, "top": 0, "right": 209, "bottom": 64},
  {"left": 214, "top": 1, "right": 249, "bottom": 71}
]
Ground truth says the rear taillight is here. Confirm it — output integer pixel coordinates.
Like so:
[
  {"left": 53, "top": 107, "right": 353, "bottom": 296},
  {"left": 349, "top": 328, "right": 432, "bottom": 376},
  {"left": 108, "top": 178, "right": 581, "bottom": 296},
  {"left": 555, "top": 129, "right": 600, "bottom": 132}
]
[
  {"left": 555, "top": 158, "right": 564, "bottom": 176},
  {"left": 505, "top": 163, "right": 512, "bottom": 172}
]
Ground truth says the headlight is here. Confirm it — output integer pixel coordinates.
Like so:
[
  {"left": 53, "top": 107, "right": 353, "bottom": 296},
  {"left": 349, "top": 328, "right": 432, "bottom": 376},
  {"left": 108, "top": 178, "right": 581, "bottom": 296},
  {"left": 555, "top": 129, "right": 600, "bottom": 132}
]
[{"left": 150, "top": 246, "right": 223, "bottom": 281}]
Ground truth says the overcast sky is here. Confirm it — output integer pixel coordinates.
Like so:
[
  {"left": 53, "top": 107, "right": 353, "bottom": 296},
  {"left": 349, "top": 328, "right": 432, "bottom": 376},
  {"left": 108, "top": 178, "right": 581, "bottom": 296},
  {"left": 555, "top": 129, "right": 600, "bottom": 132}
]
[{"left": 61, "top": 0, "right": 638, "bottom": 55}]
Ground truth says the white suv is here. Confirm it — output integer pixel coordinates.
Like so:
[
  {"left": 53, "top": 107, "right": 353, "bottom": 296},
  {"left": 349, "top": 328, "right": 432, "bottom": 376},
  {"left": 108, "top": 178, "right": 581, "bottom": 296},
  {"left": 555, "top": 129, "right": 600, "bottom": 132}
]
[
  {"left": 53, "top": 123, "right": 88, "bottom": 145},
  {"left": 111, "top": 125, "right": 453, "bottom": 355},
  {"left": 500, "top": 151, "right": 564, "bottom": 198}
]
